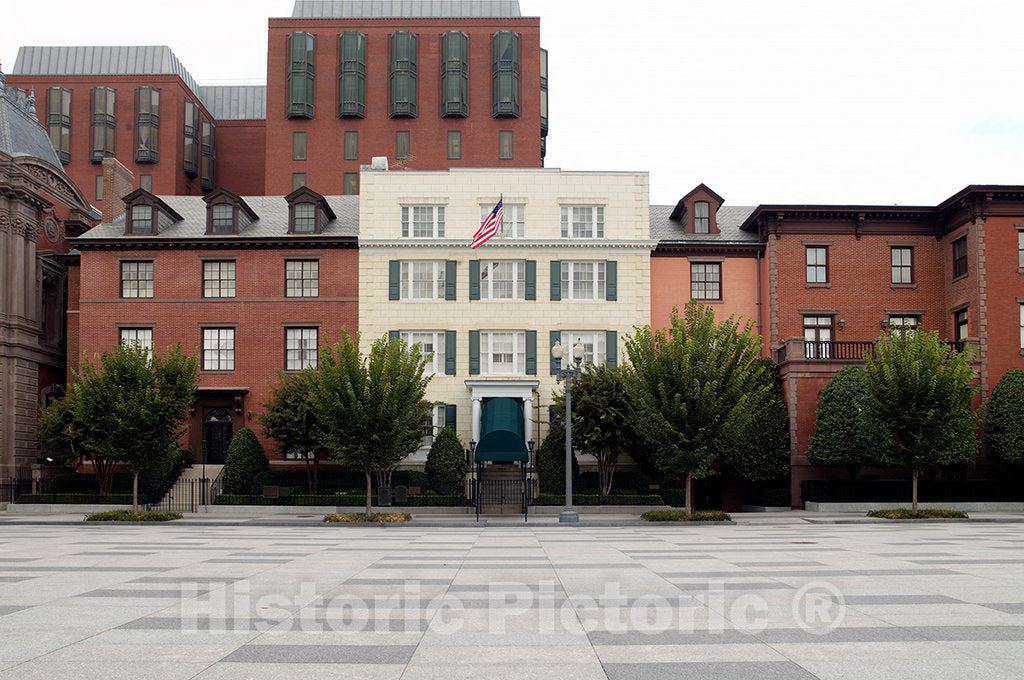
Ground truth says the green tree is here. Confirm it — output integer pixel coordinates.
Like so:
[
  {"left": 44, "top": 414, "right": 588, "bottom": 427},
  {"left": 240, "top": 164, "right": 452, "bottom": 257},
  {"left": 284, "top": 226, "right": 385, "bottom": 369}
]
[
  {"left": 983, "top": 369, "right": 1024, "bottom": 465},
  {"left": 808, "top": 366, "right": 886, "bottom": 478},
  {"left": 624, "top": 304, "right": 771, "bottom": 514},
  {"left": 261, "top": 370, "right": 324, "bottom": 493},
  {"left": 56, "top": 344, "right": 198, "bottom": 510},
  {"left": 425, "top": 427, "right": 466, "bottom": 492},
  {"left": 537, "top": 418, "right": 579, "bottom": 494},
  {"left": 222, "top": 427, "right": 269, "bottom": 494},
  {"left": 38, "top": 387, "right": 81, "bottom": 467},
  {"left": 723, "top": 358, "right": 791, "bottom": 482},
  {"left": 554, "top": 364, "right": 641, "bottom": 496},
  {"left": 862, "top": 330, "right": 978, "bottom": 510},
  {"left": 311, "top": 332, "right": 433, "bottom": 515}
]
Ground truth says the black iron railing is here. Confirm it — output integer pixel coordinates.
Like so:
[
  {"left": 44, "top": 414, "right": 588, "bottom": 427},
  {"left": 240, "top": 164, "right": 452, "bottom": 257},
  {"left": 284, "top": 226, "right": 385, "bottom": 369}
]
[{"left": 781, "top": 339, "right": 971, "bottom": 363}]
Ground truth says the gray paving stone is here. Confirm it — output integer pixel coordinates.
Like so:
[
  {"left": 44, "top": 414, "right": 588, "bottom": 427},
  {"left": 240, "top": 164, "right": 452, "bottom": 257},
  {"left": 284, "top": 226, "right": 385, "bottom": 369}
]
[
  {"left": 222, "top": 644, "right": 417, "bottom": 664},
  {"left": 603, "top": 661, "right": 819, "bottom": 679}
]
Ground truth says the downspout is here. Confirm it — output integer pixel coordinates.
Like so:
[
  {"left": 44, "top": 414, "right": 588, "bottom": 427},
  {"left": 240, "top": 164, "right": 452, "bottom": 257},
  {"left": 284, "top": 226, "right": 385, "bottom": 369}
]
[{"left": 756, "top": 247, "right": 763, "bottom": 339}]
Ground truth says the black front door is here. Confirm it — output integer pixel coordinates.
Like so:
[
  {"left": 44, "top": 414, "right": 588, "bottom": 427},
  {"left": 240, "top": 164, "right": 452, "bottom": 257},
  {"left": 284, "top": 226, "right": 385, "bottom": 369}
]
[{"left": 204, "top": 409, "right": 232, "bottom": 464}]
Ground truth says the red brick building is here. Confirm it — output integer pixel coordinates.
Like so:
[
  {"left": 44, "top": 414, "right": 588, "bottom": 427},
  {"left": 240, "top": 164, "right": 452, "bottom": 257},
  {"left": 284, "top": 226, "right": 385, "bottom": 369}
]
[
  {"left": 740, "top": 186, "right": 1024, "bottom": 505},
  {"left": 71, "top": 187, "right": 358, "bottom": 463},
  {"left": 265, "top": 0, "right": 546, "bottom": 195}
]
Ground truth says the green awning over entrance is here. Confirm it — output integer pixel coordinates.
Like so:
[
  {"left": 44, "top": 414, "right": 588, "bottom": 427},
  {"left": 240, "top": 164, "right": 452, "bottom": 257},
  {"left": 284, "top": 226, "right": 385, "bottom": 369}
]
[{"left": 475, "top": 397, "right": 528, "bottom": 462}]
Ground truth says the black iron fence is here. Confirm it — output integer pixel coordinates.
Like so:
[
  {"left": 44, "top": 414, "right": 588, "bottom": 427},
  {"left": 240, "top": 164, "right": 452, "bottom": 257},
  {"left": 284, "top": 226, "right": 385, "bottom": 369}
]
[
  {"left": 801, "top": 479, "right": 1024, "bottom": 504},
  {"left": 146, "top": 476, "right": 224, "bottom": 513}
]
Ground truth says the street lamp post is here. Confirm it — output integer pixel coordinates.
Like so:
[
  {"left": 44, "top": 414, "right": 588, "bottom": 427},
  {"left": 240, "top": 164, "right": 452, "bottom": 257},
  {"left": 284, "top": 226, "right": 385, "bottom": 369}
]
[{"left": 551, "top": 340, "right": 584, "bottom": 523}]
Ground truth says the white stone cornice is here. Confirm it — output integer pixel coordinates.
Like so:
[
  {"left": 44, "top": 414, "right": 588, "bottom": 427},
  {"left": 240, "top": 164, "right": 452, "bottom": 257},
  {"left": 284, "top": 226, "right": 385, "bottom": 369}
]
[{"left": 359, "top": 239, "right": 658, "bottom": 251}]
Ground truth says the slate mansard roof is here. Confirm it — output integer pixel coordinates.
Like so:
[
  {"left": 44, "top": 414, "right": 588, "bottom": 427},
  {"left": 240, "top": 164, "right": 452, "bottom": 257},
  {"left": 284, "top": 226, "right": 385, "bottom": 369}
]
[
  {"left": 291, "top": 0, "right": 522, "bottom": 18},
  {"left": 76, "top": 195, "right": 359, "bottom": 243},
  {"left": 649, "top": 204, "right": 757, "bottom": 243},
  {"left": 0, "top": 72, "right": 63, "bottom": 167}
]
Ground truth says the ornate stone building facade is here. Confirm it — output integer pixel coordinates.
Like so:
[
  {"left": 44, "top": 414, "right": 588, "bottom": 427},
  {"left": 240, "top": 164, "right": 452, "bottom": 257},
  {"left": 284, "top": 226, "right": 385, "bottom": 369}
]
[{"left": 0, "top": 69, "right": 98, "bottom": 477}]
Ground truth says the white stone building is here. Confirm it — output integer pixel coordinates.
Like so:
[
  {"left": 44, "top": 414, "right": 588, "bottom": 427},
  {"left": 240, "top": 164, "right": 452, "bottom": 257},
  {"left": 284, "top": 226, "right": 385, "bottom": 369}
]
[{"left": 358, "top": 167, "right": 653, "bottom": 470}]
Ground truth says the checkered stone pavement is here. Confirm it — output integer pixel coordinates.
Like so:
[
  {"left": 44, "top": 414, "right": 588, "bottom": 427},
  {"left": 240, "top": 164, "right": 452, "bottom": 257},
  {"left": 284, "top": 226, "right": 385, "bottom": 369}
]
[{"left": 0, "top": 521, "right": 1022, "bottom": 679}]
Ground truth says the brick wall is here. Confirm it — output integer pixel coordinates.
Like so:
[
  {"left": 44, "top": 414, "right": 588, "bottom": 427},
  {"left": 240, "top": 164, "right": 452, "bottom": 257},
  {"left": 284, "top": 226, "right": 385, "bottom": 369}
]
[{"left": 650, "top": 254, "right": 762, "bottom": 333}]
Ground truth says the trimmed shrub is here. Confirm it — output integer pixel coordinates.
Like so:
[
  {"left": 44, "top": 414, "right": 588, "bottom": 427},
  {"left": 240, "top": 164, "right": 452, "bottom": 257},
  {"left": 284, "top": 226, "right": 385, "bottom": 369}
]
[
  {"left": 723, "top": 359, "right": 791, "bottom": 481},
  {"left": 425, "top": 427, "right": 466, "bottom": 492},
  {"left": 640, "top": 510, "right": 732, "bottom": 522},
  {"left": 86, "top": 510, "right": 182, "bottom": 521},
  {"left": 324, "top": 512, "right": 410, "bottom": 523},
  {"left": 758, "top": 487, "right": 791, "bottom": 508},
  {"left": 985, "top": 369, "right": 1024, "bottom": 465},
  {"left": 536, "top": 493, "right": 664, "bottom": 506},
  {"left": 537, "top": 422, "right": 579, "bottom": 494},
  {"left": 867, "top": 508, "right": 967, "bottom": 519},
  {"left": 222, "top": 428, "right": 269, "bottom": 494},
  {"left": 808, "top": 366, "right": 886, "bottom": 478}
]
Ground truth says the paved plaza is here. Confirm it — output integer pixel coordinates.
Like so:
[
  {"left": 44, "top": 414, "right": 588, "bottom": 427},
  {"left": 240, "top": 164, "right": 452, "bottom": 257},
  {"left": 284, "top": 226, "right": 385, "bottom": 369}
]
[{"left": 0, "top": 519, "right": 1022, "bottom": 679}]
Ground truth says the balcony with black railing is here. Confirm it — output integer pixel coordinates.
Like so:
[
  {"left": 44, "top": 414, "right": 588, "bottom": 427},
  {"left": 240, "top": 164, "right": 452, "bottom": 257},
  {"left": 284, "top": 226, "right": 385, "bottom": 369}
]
[{"left": 775, "top": 338, "right": 970, "bottom": 364}]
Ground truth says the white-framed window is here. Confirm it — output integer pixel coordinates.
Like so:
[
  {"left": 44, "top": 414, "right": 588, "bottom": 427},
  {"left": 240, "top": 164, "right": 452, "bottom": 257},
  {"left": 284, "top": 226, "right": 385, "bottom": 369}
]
[
  {"left": 889, "top": 316, "right": 919, "bottom": 335},
  {"left": 561, "top": 261, "right": 607, "bottom": 300},
  {"left": 202, "top": 261, "right": 236, "bottom": 298},
  {"left": 119, "top": 328, "right": 153, "bottom": 359},
  {"left": 806, "top": 246, "right": 828, "bottom": 283},
  {"left": 479, "top": 203, "right": 525, "bottom": 239},
  {"left": 803, "top": 316, "right": 833, "bottom": 359},
  {"left": 1018, "top": 231, "right": 1024, "bottom": 268},
  {"left": 480, "top": 260, "right": 525, "bottom": 300},
  {"left": 560, "top": 205, "right": 604, "bottom": 239},
  {"left": 285, "top": 260, "right": 319, "bottom": 297},
  {"left": 480, "top": 330, "right": 526, "bottom": 375},
  {"left": 1020, "top": 304, "right": 1024, "bottom": 350},
  {"left": 120, "top": 261, "right": 154, "bottom": 298},
  {"left": 400, "top": 330, "right": 445, "bottom": 375},
  {"left": 285, "top": 327, "right": 318, "bottom": 370},
  {"left": 561, "top": 330, "right": 606, "bottom": 368},
  {"left": 401, "top": 205, "right": 445, "bottom": 238},
  {"left": 400, "top": 261, "right": 446, "bottom": 300},
  {"left": 202, "top": 328, "right": 235, "bottom": 371},
  {"left": 420, "top": 404, "right": 445, "bottom": 449}
]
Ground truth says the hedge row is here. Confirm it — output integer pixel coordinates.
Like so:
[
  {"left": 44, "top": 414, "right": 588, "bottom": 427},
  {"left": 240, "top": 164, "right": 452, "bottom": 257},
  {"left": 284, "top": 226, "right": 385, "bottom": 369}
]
[
  {"left": 535, "top": 493, "right": 665, "bottom": 506},
  {"left": 213, "top": 493, "right": 466, "bottom": 507},
  {"left": 16, "top": 494, "right": 134, "bottom": 504}
]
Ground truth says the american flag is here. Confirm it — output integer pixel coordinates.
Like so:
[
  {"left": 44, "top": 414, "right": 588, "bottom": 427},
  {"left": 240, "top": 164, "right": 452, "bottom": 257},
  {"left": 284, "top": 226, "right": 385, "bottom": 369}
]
[{"left": 470, "top": 198, "right": 503, "bottom": 249}]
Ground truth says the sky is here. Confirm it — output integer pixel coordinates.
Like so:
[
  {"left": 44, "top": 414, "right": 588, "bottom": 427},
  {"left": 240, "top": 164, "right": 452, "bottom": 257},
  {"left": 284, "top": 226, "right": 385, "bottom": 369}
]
[{"left": 3, "top": 0, "right": 1024, "bottom": 206}]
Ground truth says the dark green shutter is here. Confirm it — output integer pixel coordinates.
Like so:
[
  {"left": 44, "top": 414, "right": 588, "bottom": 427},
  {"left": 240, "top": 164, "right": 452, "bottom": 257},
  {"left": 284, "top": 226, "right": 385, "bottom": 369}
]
[
  {"left": 445, "top": 330, "right": 456, "bottom": 375},
  {"left": 388, "top": 330, "right": 400, "bottom": 343},
  {"left": 606, "top": 330, "right": 617, "bottom": 368},
  {"left": 525, "top": 330, "right": 537, "bottom": 375},
  {"left": 388, "top": 260, "right": 401, "bottom": 300},
  {"left": 445, "top": 260, "right": 457, "bottom": 300},
  {"left": 549, "top": 330, "right": 561, "bottom": 375},
  {"left": 524, "top": 260, "right": 536, "bottom": 300},
  {"left": 550, "top": 260, "right": 561, "bottom": 301},
  {"left": 469, "top": 260, "right": 480, "bottom": 300},
  {"left": 444, "top": 404, "right": 457, "bottom": 431},
  {"left": 605, "top": 260, "right": 617, "bottom": 301},
  {"left": 468, "top": 330, "right": 480, "bottom": 375}
]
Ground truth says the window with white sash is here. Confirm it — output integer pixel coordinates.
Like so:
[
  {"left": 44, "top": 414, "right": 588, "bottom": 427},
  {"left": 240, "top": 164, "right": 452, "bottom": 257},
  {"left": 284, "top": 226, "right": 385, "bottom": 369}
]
[
  {"left": 480, "top": 260, "right": 525, "bottom": 300},
  {"left": 561, "top": 331, "right": 606, "bottom": 368},
  {"left": 479, "top": 203, "right": 525, "bottom": 239},
  {"left": 400, "top": 331, "right": 445, "bottom": 375},
  {"left": 480, "top": 330, "right": 526, "bottom": 375},
  {"left": 120, "top": 328, "right": 153, "bottom": 360},
  {"left": 420, "top": 404, "right": 445, "bottom": 449},
  {"left": 560, "top": 205, "right": 604, "bottom": 239},
  {"left": 401, "top": 205, "right": 445, "bottom": 238},
  {"left": 400, "top": 261, "right": 446, "bottom": 300},
  {"left": 560, "top": 261, "right": 607, "bottom": 300},
  {"left": 202, "top": 328, "right": 235, "bottom": 371},
  {"left": 285, "top": 327, "right": 318, "bottom": 370}
]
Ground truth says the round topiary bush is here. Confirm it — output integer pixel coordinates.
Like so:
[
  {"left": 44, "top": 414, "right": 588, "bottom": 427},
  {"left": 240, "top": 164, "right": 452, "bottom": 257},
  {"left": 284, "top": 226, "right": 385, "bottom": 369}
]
[
  {"left": 222, "top": 427, "right": 269, "bottom": 494},
  {"left": 537, "top": 422, "right": 579, "bottom": 494},
  {"left": 985, "top": 369, "right": 1024, "bottom": 465},
  {"left": 808, "top": 366, "right": 886, "bottom": 478},
  {"left": 424, "top": 427, "right": 466, "bottom": 492}
]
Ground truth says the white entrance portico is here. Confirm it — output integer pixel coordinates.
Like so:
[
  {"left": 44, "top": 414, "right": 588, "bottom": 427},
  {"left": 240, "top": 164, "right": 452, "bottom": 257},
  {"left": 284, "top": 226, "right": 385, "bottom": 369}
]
[{"left": 465, "top": 380, "right": 539, "bottom": 448}]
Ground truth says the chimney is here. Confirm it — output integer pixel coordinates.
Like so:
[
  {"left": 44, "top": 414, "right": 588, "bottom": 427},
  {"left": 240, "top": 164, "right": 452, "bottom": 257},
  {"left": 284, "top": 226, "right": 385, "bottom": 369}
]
[{"left": 100, "top": 157, "right": 135, "bottom": 223}]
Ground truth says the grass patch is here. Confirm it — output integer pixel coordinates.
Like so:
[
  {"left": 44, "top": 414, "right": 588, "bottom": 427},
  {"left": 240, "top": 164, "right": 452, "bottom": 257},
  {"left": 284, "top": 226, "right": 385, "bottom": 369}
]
[
  {"left": 641, "top": 510, "right": 732, "bottom": 522},
  {"left": 85, "top": 510, "right": 182, "bottom": 522},
  {"left": 324, "top": 512, "right": 411, "bottom": 523},
  {"left": 867, "top": 508, "right": 968, "bottom": 519}
]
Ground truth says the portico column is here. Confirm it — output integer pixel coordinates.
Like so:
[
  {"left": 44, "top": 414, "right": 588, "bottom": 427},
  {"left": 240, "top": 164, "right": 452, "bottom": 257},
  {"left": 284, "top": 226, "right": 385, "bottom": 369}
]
[
  {"left": 471, "top": 397, "right": 482, "bottom": 443},
  {"left": 523, "top": 396, "right": 533, "bottom": 446}
]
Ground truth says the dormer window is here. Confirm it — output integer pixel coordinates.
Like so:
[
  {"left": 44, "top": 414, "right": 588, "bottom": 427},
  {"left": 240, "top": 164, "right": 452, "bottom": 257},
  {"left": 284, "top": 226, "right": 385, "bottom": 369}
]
[
  {"left": 285, "top": 186, "right": 336, "bottom": 235},
  {"left": 294, "top": 204, "right": 316, "bottom": 233},
  {"left": 203, "top": 189, "right": 259, "bottom": 235},
  {"left": 130, "top": 205, "right": 154, "bottom": 233},
  {"left": 211, "top": 204, "right": 234, "bottom": 233},
  {"left": 122, "top": 188, "right": 184, "bottom": 235},
  {"left": 694, "top": 201, "right": 710, "bottom": 233}
]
